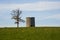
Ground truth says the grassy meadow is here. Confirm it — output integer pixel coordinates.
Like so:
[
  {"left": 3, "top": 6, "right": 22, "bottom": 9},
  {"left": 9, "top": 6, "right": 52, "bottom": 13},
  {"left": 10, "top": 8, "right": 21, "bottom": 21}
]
[{"left": 0, "top": 27, "right": 60, "bottom": 40}]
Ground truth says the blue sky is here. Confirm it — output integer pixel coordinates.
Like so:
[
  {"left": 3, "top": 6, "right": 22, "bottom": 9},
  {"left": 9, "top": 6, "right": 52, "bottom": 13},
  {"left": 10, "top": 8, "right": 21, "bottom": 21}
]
[{"left": 0, "top": 0, "right": 60, "bottom": 27}]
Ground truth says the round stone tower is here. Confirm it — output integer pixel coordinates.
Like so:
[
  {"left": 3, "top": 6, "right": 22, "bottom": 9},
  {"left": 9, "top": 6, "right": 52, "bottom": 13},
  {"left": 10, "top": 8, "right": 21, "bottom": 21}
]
[{"left": 26, "top": 17, "right": 35, "bottom": 27}]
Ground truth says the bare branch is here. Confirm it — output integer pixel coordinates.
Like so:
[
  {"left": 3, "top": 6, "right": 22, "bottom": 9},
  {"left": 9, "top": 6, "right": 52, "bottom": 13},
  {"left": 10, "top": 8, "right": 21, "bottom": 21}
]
[{"left": 11, "top": 9, "right": 25, "bottom": 27}]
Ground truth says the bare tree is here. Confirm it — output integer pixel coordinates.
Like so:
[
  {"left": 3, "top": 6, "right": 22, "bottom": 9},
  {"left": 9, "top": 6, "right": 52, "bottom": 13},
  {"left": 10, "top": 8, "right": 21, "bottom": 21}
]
[{"left": 11, "top": 9, "right": 25, "bottom": 28}]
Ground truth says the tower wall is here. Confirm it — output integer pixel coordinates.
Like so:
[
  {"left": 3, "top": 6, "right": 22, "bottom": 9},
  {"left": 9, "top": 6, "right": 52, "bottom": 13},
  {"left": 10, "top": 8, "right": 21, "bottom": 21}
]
[{"left": 26, "top": 17, "right": 35, "bottom": 27}]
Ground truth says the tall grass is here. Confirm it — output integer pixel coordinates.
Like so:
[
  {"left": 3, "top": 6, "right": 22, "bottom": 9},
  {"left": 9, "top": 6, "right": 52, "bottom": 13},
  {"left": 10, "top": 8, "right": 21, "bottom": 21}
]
[{"left": 0, "top": 27, "right": 60, "bottom": 40}]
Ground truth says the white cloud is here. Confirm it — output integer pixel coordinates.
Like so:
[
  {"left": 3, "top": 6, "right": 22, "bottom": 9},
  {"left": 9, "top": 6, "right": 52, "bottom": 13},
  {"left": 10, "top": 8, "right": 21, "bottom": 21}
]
[
  {"left": 40, "top": 14, "right": 60, "bottom": 20},
  {"left": 46, "top": 14, "right": 60, "bottom": 19},
  {"left": 0, "top": 1, "right": 60, "bottom": 11},
  {"left": 39, "top": 24, "right": 60, "bottom": 26}
]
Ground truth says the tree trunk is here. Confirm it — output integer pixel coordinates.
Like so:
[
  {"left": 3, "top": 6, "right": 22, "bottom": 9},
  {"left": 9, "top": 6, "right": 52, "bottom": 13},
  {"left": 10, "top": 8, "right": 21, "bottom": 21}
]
[{"left": 17, "top": 22, "right": 19, "bottom": 28}]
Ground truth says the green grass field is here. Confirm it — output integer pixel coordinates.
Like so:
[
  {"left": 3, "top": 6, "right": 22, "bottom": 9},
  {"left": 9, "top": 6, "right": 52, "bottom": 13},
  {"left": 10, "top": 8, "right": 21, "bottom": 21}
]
[{"left": 0, "top": 27, "right": 60, "bottom": 40}]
